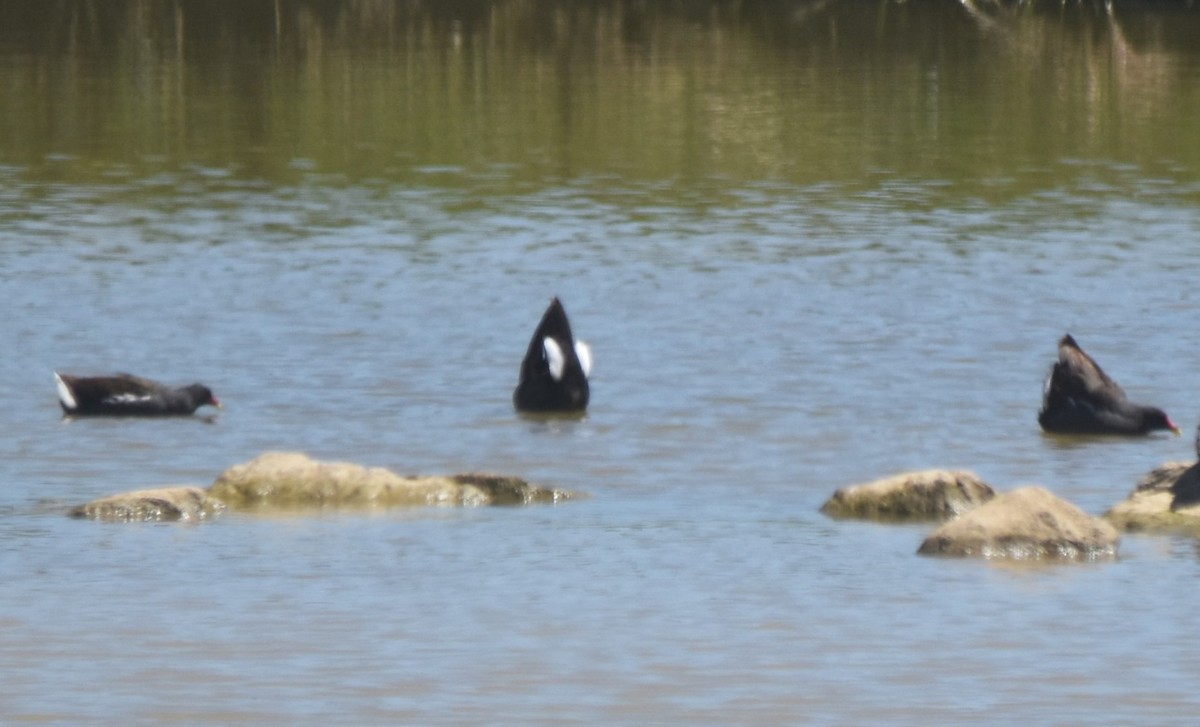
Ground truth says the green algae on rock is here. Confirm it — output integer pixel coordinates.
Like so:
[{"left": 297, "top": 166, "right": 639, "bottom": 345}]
[
  {"left": 70, "top": 486, "right": 226, "bottom": 523},
  {"left": 821, "top": 469, "right": 995, "bottom": 522},
  {"left": 1104, "top": 461, "right": 1200, "bottom": 534},
  {"left": 207, "top": 451, "right": 576, "bottom": 510}
]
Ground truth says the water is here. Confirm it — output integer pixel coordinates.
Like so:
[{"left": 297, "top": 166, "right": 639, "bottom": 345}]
[{"left": 3, "top": 1, "right": 1200, "bottom": 724}]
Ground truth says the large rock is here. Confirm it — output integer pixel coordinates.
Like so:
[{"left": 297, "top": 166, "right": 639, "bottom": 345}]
[
  {"left": 70, "top": 486, "right": 226, "bottom": 522},
  {"left": 821, "top": 469, "right": 995, "bottom": 521},
  {"left": 1104, "top": 461, "right": 1200, "bottom": 533},
  {"left": 918, "top": 486, "right": 1119, "bottom": 560},
  {"left": 207, "top": 451, "right": 575, "bottom": 510}
]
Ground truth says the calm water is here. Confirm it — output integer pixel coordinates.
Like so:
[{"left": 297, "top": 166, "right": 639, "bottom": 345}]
[{"left": 3, "top": 1, "right": 1200, "bottom": 724}]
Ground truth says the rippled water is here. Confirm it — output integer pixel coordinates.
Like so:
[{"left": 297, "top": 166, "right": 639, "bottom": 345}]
[{"left": 4, "top": 2, "right": 1200, "bottom": 725}]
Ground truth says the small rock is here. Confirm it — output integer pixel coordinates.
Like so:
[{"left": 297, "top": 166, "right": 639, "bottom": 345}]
[
  {"left": 918, "top": 486, "right": 1118, "bottom": 560},
  {"left": 1104, "top": 461, "right": 1200, "bottom": 533},
  {"left": 70, "top": 486, "right": 225, "bottom": 523},
  {"left": 1133, "top": 462, "right": 1192, "bottom": 493},
  {"left": 821, "top": 469, "right": 995, "bottom": 521},
  {"left": 451, "top": 473, "right": 573, "bottom": 505}
]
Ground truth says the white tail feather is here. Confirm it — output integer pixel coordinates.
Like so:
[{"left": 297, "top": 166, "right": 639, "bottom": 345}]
[
  {"left": 55, "top": 373, "right": 76, "bottom": 410},
  {"left": 543, "top": 337, "right": 565, "bottom": 381},
  {"left": 575, "top": 341, "right": 592, "bottom": 379}
]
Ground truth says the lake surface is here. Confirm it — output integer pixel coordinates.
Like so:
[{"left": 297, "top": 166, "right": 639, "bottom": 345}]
[{"left": 3, "top": 1, "right": 1200, "bottom": 724}]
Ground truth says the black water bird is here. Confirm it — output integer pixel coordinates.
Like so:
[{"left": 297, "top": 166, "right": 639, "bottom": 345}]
[
  {"left": 1170, "top": 425, "right": 1200, "bottom": 511},
  {"left": 1037, "top": 334, "right": 1179, "bottom": 436},
  {"left": 55, "top": 372, "right": 222, "bottom": 416},
  {"left": 513, "top": 298, "right": 592, "bottom": 413}
]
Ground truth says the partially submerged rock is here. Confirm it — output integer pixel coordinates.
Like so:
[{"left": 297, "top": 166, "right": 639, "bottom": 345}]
[
  {"left": 821, "top": 469, "right": 995, "bottom": 521},
  {"left": 70, "top": 486, "right": 225, "bottom": 523},
  {"left": 450, "top": 472, "right": 571, "bottom": 506},
  {"left": 207, "top": 451, "right": 575, "bottom": 510},
  {"left": 918, "top": 486, "right": 1119, "bottom": 560},
  {"left": 1104, "top": 461, "right": 1200, "bottom": 533},
  {"left": 1131, "top": 462, "right": 1193, "bottom": 493}
]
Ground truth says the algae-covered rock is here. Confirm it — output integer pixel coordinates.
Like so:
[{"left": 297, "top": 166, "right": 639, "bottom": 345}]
[
  {"left": 918, "top": 486, "right": 1118, "bottom": 560},
  {"left": 207, "top": 451, "right": 574, "bottom": 510},
  {"left": 821, "top": 469, "right": 995, "bottom": 521},
  {"left": 1104, "top": 461, "right": 1200, "bottom": 533},
  {"left": 450, "top": 472, "right": 572, "bottom": 505},
  {"left": 70, "top": 486, "right": 225, "bottom": 522},
  {"left": 1131, "top": 462, "right": 1193, "bottom": 493}
]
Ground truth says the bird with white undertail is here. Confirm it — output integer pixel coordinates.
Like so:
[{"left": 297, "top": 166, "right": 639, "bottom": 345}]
[
  {"left": 55, "top": 372, "right": 222, "bottom": 417},
  {"left": 513, "top": 297, "right": 591, "bottom": 413}
]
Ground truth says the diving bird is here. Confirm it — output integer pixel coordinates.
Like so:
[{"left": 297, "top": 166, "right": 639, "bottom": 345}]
[
  {"left": 55, "top": 372, "right": 222, "bottom": 416},
  {"left": 513, "top": 297, "right": 591, "bottom": 413},
  {"left": 1037, "top": 334, "right": 1178, "bottom": 436}
]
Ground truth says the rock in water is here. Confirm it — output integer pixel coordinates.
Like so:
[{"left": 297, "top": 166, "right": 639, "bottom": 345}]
[
  {"left": 70, "top": 486, "right": 225, "bottom": 522},
  {"left": 821, "top": 469, "right": 994, "bottom": 521},
  {"left": 1103, "top": 461, "right": 1200, "bottom": 533},
  {"left": 208, "top": 451, "right": 575, "bottom": 509},
  {"left": 918, "top": 486, "right": 1118, "bottom": 560}
]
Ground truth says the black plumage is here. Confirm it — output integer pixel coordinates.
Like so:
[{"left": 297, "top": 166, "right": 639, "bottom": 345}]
[
  {"left": 1037, "top": 334, "right": 1178, "bottom": 436},
  {"left": 1169, "top": 426, "right": 1200, "bottom": 511},
  {"left": 513, "top": 298, "right": 591, "bottom": 413},
  {"left": 56, "top": 373, "right": 221, "bottom": 416}
]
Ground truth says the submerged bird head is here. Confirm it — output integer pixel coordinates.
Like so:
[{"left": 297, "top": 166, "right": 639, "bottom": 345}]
[
  {"left": 187, "top": 384, "right": 222, "bottom": 410},
  {"left": 1143, "top": 407, "right": 1180, "bottom": 436}
]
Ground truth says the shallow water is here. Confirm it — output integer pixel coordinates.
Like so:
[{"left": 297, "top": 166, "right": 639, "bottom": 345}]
[{"left": 3, "top": 2, "right": 1200, "bottom": 724}]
